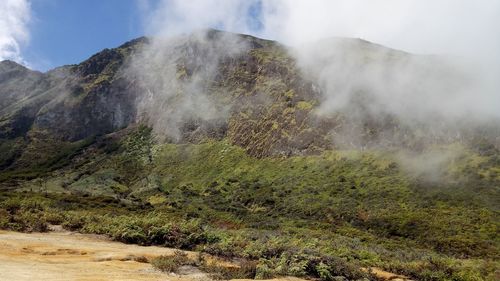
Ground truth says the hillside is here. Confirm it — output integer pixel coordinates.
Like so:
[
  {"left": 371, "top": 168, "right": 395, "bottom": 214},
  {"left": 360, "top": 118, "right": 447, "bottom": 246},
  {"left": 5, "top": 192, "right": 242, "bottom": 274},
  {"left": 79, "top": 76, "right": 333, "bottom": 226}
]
[{"left": 0, "top": 30, "right": 499, "bottom": 280}]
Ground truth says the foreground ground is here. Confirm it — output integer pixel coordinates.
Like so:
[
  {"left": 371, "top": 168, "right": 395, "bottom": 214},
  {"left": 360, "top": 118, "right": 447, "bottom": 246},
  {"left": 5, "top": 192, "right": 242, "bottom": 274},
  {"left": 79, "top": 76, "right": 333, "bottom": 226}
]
[
  {"left": 0, "top": 229, "right": 417, "bottom": 281},
  {"left": 0, "top": 229, "right": 183, "bottom": 281},
  {"left": 0, "top": 229, "right": 311, "bottom": 281}
]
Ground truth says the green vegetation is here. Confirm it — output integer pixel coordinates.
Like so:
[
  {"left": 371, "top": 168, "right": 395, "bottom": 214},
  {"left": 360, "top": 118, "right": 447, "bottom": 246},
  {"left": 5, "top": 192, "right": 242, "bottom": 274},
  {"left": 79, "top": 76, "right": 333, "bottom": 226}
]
[
  {"left": 151, "top": 251, "right": 194, "bottom": 273},
  {"left": 151, "top": 250, "right": 258, "bottom": 279},
  {"left": 201, "top": 260, "right": 258, "bottom": 280},
  {"left": 0, "top": 126, "right": 498, "bottom": 280},
  {"left": 0, "top": 138, "right": 25, "bottom": 169},
  {"left": 0, "top": 135, "right": 95, "bottom": 182},
  {"left": 1, "top": 31, "right": 498, "bottom": 281}
]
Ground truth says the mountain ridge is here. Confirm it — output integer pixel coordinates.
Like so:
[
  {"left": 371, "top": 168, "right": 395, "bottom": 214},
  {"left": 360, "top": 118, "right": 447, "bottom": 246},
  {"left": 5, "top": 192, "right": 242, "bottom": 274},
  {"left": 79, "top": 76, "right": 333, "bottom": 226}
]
[{"left": 0, "top": 30, "right": 500, "bottom": 167}]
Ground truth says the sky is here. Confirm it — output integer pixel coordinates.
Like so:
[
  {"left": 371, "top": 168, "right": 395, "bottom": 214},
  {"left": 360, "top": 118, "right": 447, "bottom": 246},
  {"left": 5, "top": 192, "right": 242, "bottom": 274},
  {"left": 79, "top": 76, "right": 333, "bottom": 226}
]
[
  {"left": 1, "top": 0, "right": 499, "bottom": 71},
  {"left": 1, "top": 0, "right": 145, "bottom": 70}
]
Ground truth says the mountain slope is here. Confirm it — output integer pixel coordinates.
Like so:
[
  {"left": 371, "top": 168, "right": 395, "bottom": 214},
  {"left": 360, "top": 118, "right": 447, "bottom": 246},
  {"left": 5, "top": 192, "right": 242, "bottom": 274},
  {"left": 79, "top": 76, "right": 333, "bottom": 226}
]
[
  {"left": 0, "top": 30, "right": 499, "bottom": 280},
  {"left": 1, "top": 30, "right": 499, "bottom": 161}
]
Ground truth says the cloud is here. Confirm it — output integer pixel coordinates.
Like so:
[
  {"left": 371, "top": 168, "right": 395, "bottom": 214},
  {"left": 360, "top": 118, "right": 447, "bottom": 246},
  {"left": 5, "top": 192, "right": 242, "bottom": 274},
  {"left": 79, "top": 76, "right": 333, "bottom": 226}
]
[
  {"left": 126, "top": 30, "right": 250, "bottom": 141},
  {"left": 138, "top": 0, "right": 500, "bottom": 61},
  {"left": 259, "top": 0, "right": 500, "bottom": 59},
  {"left": 140, "top": 0, "right": 499, "bottom": 75},
  {"left": 261, "top": 1, "right": 500, "bottom": 116},
  {"left": 138, "top": 0, "right": 261, "bottom": 37},
  {"left": 131, "top": 0, "right": 500, "bottom": 151},
  {"left": 265, "top": 1, "right": 500, "bottom": 118},
  {"left": 0, "top": 0, "right": 31, "bottom": 65},
  {"left": 130, "top": 1, "right": 272, "bottom": 140},
  {"left": 135, "top": 0, "right": 500, "bottom": 121}
]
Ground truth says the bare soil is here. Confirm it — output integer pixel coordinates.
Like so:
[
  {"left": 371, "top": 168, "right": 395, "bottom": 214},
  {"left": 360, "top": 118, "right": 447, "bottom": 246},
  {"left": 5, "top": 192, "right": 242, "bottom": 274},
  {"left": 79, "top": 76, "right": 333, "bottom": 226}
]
[
  {"left": 0, "top": 230, "right": 305, "bottom": 281},
  {"left": 0, "top": 229, "right": 407, "bottom": 281}
]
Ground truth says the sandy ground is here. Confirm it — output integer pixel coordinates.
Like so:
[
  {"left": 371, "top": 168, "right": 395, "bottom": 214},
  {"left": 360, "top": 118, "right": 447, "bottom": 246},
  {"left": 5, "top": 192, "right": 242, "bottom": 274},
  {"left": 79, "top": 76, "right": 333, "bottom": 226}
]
[
  {"left": 0, "top": 229, "right": 309, "bottom": 281},
  {"left": 0, "top": 229, "right": 409, "bottom": 281},
  {"left": 0, "top": 229, "right": 181, "bottom": 281}
]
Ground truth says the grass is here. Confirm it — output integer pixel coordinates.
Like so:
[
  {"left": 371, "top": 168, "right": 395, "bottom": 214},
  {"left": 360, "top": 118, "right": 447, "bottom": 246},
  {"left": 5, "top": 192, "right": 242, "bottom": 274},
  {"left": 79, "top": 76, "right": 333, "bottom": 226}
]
[
  {"left": 151, "top": 250, "right": 258, "bottom": 279},
  {"left": 0, "top": 126, "right": 499, "bottom": 280},
  {"left": 151, "top": 250, "right": 193, "bottom": 273},
  {"left": 0, "top": 190, "right": 498, "bottom": 280},
  {"left": 199, "top": 258, "right": 258, "bottom": 280}
]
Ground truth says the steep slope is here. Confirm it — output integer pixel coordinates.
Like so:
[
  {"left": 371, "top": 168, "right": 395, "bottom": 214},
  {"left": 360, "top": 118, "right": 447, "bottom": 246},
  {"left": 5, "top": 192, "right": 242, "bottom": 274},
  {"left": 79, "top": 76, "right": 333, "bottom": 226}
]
[
  {"left": 0, "top": 38, "right": 147, "bottom": 173},
  {"left": 2, "top": 30, "right": 498, "bottom": 166},
  {"left": 0, "top": 61, "right": 49, "bottom": 138}
]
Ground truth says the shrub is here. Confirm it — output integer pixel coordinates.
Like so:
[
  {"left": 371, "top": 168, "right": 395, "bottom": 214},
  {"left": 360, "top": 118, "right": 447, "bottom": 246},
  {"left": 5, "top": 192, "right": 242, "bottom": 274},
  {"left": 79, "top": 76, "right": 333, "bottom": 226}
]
[
  {"left": 117, "top": 224, "right": 148, "bottom": 244},
  {"left": 0, "top": 209, "right": 9, "bottom": 228},
  {"left": 61, "top": 214, "right": 86, "bottom": 231},
  {"left": 255, "top": 259, "right": 275, "bottom": 279},
  {"left": 43, "top": 211, "right": 65, "bottom": 225},
  {"left": 198, "top": 255, "right": 257, "bottom": 280},
  {"left": 316, "top": 262, "right": 334, "bottom": 281},
  {"left": 252, "top": 250, "right": 368, "bottom": 281},
  {"left": 13, "top": 210, "right": 49, "bottom": 232},
  {"left": 151, "top": 250, "right": 192, "bottom": 273}
]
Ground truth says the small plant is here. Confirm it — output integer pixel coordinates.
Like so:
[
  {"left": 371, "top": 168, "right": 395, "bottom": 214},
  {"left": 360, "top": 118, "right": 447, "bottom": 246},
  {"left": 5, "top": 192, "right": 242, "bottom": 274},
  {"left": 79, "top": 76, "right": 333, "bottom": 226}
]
[
  {"left": 198, "top": 256, "right": 257, "bottom": 280},
  {"left": 255, "top": 259, "right": 275, "bottom": 279},
  {"left": 120, "top": 254, "right": 149, "bottom": 263},
  {"left": 151, "top": 250, "right": 192, "bottom": 273}
]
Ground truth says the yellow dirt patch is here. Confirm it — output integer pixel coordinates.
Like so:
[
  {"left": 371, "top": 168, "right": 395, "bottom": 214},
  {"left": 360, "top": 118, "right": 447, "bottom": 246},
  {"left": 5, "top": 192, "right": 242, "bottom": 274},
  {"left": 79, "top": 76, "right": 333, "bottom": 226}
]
[
  {"left": 0, "top": 230, "right": 177, "bottom": 280},
  {"left": 0, "top": 230, "right": 304, "bottom": 281}
]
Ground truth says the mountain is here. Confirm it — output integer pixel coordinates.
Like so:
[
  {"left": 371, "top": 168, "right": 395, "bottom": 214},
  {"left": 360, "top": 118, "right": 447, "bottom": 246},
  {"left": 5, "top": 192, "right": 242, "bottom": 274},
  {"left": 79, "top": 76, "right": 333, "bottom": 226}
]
[
  {"left": 1, "top": 30, "right": 498, "bottom": 161},
  {"left": 0, "top": 30, "right": 498, "bottom": 280}
]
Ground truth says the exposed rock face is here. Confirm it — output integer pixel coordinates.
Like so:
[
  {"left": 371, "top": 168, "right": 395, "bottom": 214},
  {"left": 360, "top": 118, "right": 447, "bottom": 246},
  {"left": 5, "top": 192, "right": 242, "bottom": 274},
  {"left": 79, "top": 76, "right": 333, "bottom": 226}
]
[
  {"left": 0, "top": 61, "right": 48, "bottom": 138},
  {"left": 0, "top": 60, "right": 45, "bottom": 111},
  {"left": 0, "top": 29, "right": 498, "bottom": 166},
  {"left": 0, "top": 38, "right": 148, "bottom": 142},
  {"left": 32, "top": 76, "right": 138, "bottom": 141}
]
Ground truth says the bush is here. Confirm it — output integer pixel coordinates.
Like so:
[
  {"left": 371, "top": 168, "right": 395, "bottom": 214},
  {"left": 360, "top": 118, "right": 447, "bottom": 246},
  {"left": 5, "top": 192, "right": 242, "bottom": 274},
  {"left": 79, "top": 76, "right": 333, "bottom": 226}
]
[
  {"left": 0, "top": 197, "right": 49, "bottom": 232},
  {"left": 117, "top": 224, "right": 148, "bottom": 244},
  {"left": 18, "top": 212, "right": 48, "bottom": 232},
  {"left": 61, "top": 214, "right": 86, "bottom": 231},
  {"left": 255, "top": 259, "right": 275, "bottom": 279},
  {"left": 252, "top": 250, "right": 368, "bottom": 281},
  {"left": 151, "top": 250, "right": 192, "bottom": 273},
  {"left": 43, "top": 211, "right": 65, "bottom": 225},
  {"left": 316, "top": 262, "right": 334, "bottom": 281},
  {"left": 199, "top": 255, "right": 257, "bottom": 280}
]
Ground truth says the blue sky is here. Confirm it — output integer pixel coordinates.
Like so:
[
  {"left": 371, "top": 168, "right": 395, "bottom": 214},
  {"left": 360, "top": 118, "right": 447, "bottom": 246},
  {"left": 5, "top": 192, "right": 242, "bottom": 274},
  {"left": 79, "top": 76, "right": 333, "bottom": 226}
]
[
  {"left": 13, "top": 0, "right": 265, "bottom": 71},
  {"left": 24, "top": 0, "right": 145, "bottom": 70},
  {"left": 1, "top": 0, "right": 498, "bottom": 72}
]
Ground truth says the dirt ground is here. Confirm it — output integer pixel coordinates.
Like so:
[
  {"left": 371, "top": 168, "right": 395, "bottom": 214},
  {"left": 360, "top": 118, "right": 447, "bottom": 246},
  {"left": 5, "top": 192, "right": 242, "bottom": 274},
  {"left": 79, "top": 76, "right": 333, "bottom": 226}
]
[
  {"left": 0, "top": 229, "right": 186, "bottom": 280},
  {"left": 0, "top": 229, "right": 287, "bottom": 281},
  {"left": 0, "top": 229, "right": 408, "bottom": 281}
]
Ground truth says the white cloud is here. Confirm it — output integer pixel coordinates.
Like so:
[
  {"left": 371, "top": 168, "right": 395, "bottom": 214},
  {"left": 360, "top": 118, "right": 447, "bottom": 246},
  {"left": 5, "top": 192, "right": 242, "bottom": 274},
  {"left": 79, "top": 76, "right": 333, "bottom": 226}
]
[
  {"left": 259, "top": 0, "right": 500, "bottom": 63},
  {"left": 0, "top": 0, "right": 31, "bottom": 65},
  {"left": 139, "top": 0, "right": 500, "bottom": 61},
  {"left": 139, "top": 0, "right": 259, "bottom": 37},
  {"left": 136, "top": 0, "right": 500, "bottom": 136},
  {"left": 257, "top": 0, "right": 500, "bottom": 118}
]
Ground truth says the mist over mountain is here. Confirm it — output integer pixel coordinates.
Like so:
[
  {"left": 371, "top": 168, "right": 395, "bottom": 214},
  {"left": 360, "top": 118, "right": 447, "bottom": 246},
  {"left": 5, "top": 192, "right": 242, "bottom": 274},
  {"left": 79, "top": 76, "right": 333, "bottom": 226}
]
[
  {"left": 1, "top": 30, "right": 499, "bottom": 280},
  {"left": 1, "top": 30, "right": 498, "bottom": 159}
]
